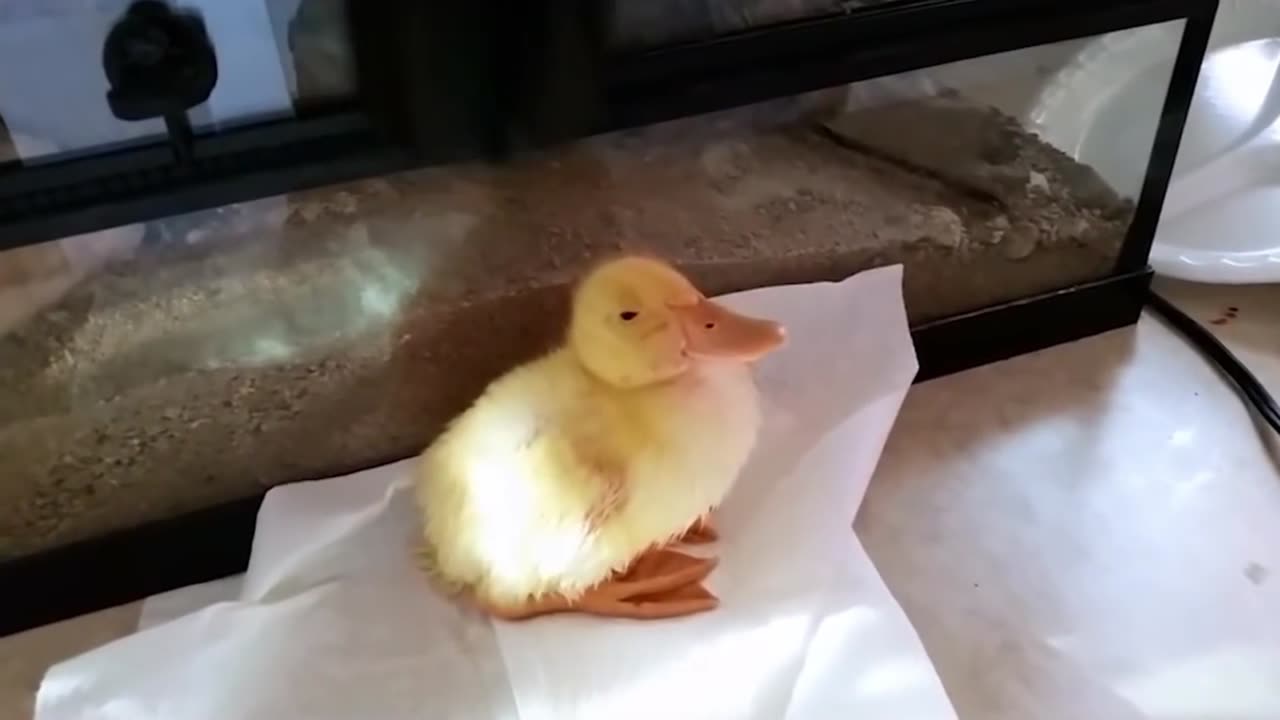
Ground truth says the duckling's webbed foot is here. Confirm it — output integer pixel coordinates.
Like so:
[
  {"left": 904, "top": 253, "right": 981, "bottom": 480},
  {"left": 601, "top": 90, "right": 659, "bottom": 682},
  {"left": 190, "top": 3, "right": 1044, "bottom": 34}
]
[
  {"left": 482, "top": 549, "right": 719, "bottom": 621},
  {"left": 579, "top": 549, "right": 719, "bottom": 619},
  {"left": 679, "top": 513, "right": 719, "bottom": 544}
]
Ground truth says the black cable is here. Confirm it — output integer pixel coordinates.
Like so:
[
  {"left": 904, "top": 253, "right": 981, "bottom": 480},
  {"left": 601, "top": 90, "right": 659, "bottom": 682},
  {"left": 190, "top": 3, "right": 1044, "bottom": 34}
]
[{"left": 1147, "top": 291, "right": 1280, "bottom": 434}]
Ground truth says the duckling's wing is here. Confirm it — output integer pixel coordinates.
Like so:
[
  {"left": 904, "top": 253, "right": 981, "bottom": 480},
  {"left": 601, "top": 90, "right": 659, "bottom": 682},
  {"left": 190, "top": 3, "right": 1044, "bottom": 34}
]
[{"left": 565, "top": 425, "right": 631, "bottom": 530}]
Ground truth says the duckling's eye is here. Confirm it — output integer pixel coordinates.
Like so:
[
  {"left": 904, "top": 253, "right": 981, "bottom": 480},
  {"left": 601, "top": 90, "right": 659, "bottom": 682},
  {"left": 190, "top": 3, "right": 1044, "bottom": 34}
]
[{"left": 619, "top": 311, "right": 638, "bottom": 321}]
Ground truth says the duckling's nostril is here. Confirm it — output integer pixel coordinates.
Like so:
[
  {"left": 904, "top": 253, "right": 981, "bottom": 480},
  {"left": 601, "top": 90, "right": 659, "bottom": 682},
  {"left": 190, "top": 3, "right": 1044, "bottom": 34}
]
[{"left": 705, "top": 322, "right": 715, "bottom": 329}]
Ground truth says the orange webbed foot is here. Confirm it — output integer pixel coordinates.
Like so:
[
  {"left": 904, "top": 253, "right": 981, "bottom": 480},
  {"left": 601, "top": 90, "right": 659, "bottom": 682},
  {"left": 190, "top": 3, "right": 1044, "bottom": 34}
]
[
  {"left": 482, "top": 549, "right": 719, "bottom": 621},
  {"left": 679, "top": 513, "right": 719, "bottom": 544}
]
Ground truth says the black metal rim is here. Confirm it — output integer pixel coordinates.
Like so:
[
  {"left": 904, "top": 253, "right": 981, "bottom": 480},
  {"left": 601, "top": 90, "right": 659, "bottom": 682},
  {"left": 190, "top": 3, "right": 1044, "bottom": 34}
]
[
  {"left": 1, "top": 0, "right": 1217, "bottom": 251},
  {"left": 605, "top": 0, "right": 1204, "bottom": 125}
]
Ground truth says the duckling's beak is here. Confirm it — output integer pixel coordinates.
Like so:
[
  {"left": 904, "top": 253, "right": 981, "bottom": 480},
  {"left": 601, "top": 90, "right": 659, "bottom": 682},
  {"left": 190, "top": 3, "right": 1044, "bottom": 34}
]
[{"left": 672, "top": 297, "right": 786, "bottom": 361}]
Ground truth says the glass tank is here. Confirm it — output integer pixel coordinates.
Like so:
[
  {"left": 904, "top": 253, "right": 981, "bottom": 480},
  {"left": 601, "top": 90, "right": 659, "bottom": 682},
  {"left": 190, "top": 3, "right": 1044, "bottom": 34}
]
[{"left": 0, "top": 10, "right": 1186, "bottom": 561}]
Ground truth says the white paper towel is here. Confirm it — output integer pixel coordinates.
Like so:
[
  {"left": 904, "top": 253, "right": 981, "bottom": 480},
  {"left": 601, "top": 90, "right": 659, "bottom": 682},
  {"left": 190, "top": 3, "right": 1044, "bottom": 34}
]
[{"left": 36, "top": 264, "right": 957, "bottom": 720}]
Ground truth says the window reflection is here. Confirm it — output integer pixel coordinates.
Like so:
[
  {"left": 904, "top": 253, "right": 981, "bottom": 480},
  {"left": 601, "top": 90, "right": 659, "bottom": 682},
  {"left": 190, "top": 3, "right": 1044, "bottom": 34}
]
[{"left": 0, "top": 0, "right": 354, "bottom": 164}]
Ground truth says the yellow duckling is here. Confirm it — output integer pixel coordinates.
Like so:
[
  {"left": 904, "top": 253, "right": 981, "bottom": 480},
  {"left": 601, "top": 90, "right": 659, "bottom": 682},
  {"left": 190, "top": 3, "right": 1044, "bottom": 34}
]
[{"left": 416, "top": 255, "right": 785, "bottom": 620}]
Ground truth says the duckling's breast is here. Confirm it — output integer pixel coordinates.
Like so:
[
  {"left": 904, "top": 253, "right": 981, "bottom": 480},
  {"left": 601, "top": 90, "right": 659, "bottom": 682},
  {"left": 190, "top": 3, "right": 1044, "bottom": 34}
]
[{"left": 605, "top": 361, "right": 763, "bottom": 553}]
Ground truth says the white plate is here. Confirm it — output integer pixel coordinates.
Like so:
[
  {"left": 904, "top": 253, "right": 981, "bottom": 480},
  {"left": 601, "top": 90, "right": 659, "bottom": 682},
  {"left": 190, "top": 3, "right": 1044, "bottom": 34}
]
[{"left": 1031, "top": 1, "right": 1280, "bottom": 284}]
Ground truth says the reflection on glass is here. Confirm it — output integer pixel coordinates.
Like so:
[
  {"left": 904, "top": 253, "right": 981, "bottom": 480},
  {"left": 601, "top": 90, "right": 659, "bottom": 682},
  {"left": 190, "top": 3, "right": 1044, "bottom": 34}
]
[
  {"left": 1028, "top": 21, "right": 1186, "bottom": 199},
  {"left": 278, "top": 0, "right": 355, "bottom": 105},
  {"left": 610, "top": 0, "right": 936, "bottom": 49},
  {"left": 0, "top": 0, "right": 354, "bottom": 164},
  {"left": 611, "top": 0, "right": 843, "bottom": 49},
  {"left": 0, "top": 22, "right": 1184, "bottom": 559}
]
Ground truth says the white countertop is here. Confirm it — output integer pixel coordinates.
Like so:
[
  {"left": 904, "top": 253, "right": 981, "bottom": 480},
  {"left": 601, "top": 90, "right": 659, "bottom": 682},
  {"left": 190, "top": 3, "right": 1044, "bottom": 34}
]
[{"left": 860, "top": 277, "right": 1280, "bottom": 719}]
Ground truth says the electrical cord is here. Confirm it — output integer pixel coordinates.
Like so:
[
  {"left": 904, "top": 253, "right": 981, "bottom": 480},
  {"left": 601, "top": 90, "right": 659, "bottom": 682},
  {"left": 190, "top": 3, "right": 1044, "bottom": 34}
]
[{"left": 1147, "top": 290, "right": 1280, "bottom": 435}]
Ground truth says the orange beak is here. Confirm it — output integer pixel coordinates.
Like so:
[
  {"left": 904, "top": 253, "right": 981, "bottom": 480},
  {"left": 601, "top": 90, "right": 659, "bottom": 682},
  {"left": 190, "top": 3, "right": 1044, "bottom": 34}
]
[{"left": 671, "top": 297, "right": 786, "bottom": 361}]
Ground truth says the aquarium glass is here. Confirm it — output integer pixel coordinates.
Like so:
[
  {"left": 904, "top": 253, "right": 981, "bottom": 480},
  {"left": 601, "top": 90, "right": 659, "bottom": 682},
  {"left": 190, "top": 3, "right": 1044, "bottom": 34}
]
[{"left": 0, "top": 20, "right": 1185, "bottom": 558}]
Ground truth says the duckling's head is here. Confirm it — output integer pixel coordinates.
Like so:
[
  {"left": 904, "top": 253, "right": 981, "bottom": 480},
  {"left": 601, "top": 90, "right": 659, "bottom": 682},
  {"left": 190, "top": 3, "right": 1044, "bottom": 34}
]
[{"left": 568, "top": 256, "right": 786, "bottom": 388}]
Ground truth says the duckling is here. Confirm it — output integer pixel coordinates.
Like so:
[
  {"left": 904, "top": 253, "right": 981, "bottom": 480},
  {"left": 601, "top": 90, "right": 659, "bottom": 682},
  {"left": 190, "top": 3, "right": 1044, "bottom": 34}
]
[{"left": 415, "top": 255, "right": 785, "bottom": 620}]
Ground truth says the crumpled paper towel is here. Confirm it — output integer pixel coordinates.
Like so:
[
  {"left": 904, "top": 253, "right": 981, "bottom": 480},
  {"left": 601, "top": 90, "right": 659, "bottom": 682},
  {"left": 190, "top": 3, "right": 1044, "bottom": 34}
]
[{"left": 36, "top": 264, "right": 957, "bottom": 720}]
